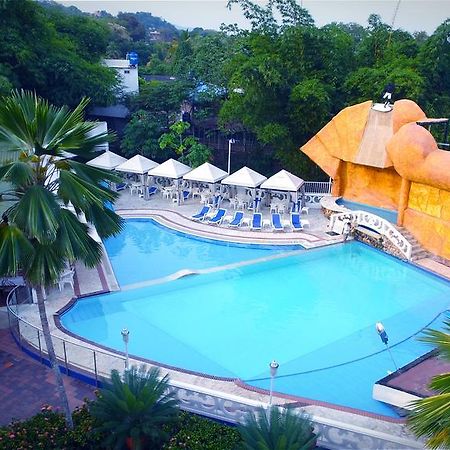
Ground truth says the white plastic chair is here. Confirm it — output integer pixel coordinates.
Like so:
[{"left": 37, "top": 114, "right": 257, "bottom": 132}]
[{"left": 58, "top": 269, "right": 75, "bottom": 292}]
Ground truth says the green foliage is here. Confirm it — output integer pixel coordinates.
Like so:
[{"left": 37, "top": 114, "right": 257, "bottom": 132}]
[
  {"left": 0, "top": 90, "right": 123, "bottom": 287},
  {"left": 90, "top": 365, "right": 179, "bottom": 450},
  {"left": 159, "top": 121, "right": 212, "bottom": 167},
  {"left": 163, "top": 411, "right": 241, "bottom": 450},
  {"left": 408, "top": 317, "right": 450, "bottom": 449},
  {"left": 0, "top": 403, "right": 104, "bottom": 450},
  {"left": 238, "top": 406, "right": 317, "bottom": 450},
  {"left": 0, "top": 0, "right": 117, "bottom": 107}
]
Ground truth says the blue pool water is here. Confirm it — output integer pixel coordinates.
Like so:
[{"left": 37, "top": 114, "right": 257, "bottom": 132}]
[
  {"left": 337, "top": 198, "right": 398, "bottom": 223},
  {"left": 104, "top": 219, "right": 293, "bottom": 286},
  {"left": 62, "top": 241, "right": 450, "bottom": 417}
]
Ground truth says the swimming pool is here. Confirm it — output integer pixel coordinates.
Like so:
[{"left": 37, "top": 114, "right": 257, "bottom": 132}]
[
  {"left": 62, "top": 240, "right": 450, "bottom": 417},
  {"left": 336, "top": 198, "right": 398, "bottom": 223},
  {"left": 104, "top": 218, "right": 294, "bottom": 286}
]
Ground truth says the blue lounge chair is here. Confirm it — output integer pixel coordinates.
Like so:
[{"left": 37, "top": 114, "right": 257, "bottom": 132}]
[
  {"left": 147, "top": 185, "right": 158, "bottom": 196},
  {"left": 182, "top": 190, "right": 190, "bottom": 201},
  {"left": 271, "top": 213, "right": 284, "bottom": 231},
  {"left": 228, "top": 211, "right": 244, "bottom": 227},
  {"left": 116, "top": 182, "right": 127, "bottom": 192},
  {"left": 251, "top": 213, "right": 262, "bottom": 231},
  {"left": 191, "top": 205, "right": 211, "bottom": 221},
  {"left": 207, "top": 208, "right": 226, "bottom": 225},
  {"left": 291, "top": 213, "right": 303, "bottom": 231}
]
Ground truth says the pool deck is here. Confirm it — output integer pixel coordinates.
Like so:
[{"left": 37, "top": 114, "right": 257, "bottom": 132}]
[{"left": 7, "top": 191, "right": 450, "bottom": 447}]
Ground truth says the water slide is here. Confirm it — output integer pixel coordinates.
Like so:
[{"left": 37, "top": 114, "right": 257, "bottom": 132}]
[{"left": 354, "top": 106, "right": 394, "bottom": 168}]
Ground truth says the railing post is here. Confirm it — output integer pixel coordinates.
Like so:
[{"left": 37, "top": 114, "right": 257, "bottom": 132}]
[
  {"left": 93, "top": 351, "right": 98, "bottom": 387},
  {"left": 63, "top": 341, "right": 69, "bottom": 375},
  {"left": 37, "top": 329, "right": 43, "bottom": 363}
]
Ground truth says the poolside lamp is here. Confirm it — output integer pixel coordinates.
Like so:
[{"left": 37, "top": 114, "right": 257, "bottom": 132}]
[
  {"left": 269, "top": 360, "right": 279, "bottom": 406},
  {"left": 376, "top": 322, "right": 388, "bottom": 345},
  {"left": 375, "top": 322, "right": 399, "bottom": 373},
  {"left": 121, "top": 328, "right": 130, "bottom": 370}
]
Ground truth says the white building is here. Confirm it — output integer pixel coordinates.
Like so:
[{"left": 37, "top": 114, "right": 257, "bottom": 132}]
[{"left": 104, "top": 59, "right": 139, "bottom": 94}]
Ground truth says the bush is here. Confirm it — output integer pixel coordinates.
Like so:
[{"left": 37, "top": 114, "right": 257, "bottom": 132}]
[
  {"left": 163, "top": 411, "right": 241, "bottom": 450},
  {"left": 0, "top": 403, "right": 105, "bottom": 450}
]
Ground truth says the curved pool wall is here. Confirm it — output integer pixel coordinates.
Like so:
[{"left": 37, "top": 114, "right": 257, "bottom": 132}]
[
  {"left": 61, "top": 241, "right": 450, "bottom": 418},
  {"left": 103, "top": 218, "right": 301, "bottom": 286},
  {"left": 336, "top": 198, "right": 398, "bottom": 223}
]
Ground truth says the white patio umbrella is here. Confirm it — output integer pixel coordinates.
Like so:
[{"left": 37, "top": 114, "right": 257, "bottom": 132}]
[
  {"left": 116, "top": 155, "right": 159, "bottom": 199},
  {"left": 260, "top": 169, "right": 305, "bottom": 210},
  {"left": 86, "top": 150, "right": 127, "bottom": 170}
]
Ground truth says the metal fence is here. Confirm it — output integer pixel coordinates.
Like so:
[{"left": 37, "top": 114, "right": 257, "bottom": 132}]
[
  {"left": 304, "top": 181, "right": 332, "bottom": 194},
  {"left": 6, "top": 287, "right": 423, "bottom": 449}
]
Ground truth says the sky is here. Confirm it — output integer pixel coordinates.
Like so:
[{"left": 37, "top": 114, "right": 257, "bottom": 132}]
[{"left": 57, "top": 0, "right": 449, "bottom": 35}]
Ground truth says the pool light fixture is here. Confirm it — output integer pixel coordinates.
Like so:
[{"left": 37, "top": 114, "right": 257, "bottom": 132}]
[
  {"left": 121, "top": 328, "right": 130, "bottom": 370},
  {"left": 269, "top": 360, "right": 279, "bottom": 406},
  {"left": 375, "top": 322, "right": 399, "bottom": 373}
]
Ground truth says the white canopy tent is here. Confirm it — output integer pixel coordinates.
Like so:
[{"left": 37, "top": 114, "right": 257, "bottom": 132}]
[
  {"left": 115, "top": 154, "right": 159, "bottom": 174},
  {"left": 221, "top": 166, "right": 267, "bottom": 188},
  {"left": 148, "top": 158, "right": 191, "bottom": 179},
  {"left": 115, "top": 155, "right": 159, "bottom": 199},
  {"left": 260, "top": 169, "right": 304, "bottom": 192},
  {"left": 86, "top": 150, "right": 127, "bottom": 170},
  {"left": 260, "top": 169, "right": 305, "bottom": 210},
  {"left": 183, "top": 162, "right": 228, "bottom": 183}
]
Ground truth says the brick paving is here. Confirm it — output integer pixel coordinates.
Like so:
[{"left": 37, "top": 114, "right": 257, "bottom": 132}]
[{"left": 0, "top": 328, "right": 95, "bottom": 427}]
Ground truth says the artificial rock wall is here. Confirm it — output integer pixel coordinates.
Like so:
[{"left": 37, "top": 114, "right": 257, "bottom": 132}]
[{"left": 301, "top": 99, "right": 450, "bottom": 260}]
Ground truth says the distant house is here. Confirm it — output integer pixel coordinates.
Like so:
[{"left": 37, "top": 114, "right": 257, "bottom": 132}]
[{"left": 104, "top": 59, "right": 139, "bottom": 95}]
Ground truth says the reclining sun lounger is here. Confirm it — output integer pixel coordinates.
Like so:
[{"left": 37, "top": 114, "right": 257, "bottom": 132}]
[
  {"left": 228, "top": 211, "right": 244, "bottom": 227},
  {"left": 147, "top": 185, "right": 158, "bottom": 196},
  {"left": 291, "top": 213, "right": 303, "bottom": 231},
  {"left": 207, "top": 208, "right": 226, "bottom": 225},
  {"left": 251, "top": 212, "right": 262, "bottom": 231},
  {"left": 271, "top": 213, "right": 284, "bottom": 231},
  {"left": 191, "top": 205, "right": 211, "bottom": 221}
]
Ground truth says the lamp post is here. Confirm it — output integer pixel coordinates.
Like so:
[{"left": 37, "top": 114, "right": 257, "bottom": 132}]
[
  {"left": 121, "top": 328, "right": 130, "bottom": 370},
  {"left": 375, "top": 322, "right": 399, "bottom": 373},
  {"left": 269, "top": 360, "right": 279, "bottom": 406},
  {"left": 227, "top": 138, "right": 236, "bottom": 174}
]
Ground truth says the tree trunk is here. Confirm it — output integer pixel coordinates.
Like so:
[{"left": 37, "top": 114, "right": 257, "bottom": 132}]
[{"left": 36, "top": 287, "right": 74, "bottom": 429}]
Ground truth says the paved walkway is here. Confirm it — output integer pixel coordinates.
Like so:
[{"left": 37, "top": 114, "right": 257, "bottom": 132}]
[{"left": 0, "top": 311, "right": 95, "bottom": 426}]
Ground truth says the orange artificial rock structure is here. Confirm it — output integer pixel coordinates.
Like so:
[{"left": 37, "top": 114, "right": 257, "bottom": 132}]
[{"left": 301, "top": 99, "right": 450, "bottom": 260}]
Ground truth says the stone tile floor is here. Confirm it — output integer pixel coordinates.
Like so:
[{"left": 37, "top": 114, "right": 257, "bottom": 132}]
[{"left": 0, "top": 315, "right": 95, "bottom": 427}]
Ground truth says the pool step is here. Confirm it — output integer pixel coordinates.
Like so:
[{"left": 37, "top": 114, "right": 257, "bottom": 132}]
[{"left": 395, "top": 226, "right": 432, "bottom": 261}]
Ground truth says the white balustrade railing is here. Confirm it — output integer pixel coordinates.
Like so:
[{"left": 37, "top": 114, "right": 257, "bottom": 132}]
[
  {"left": 329, "top": 210, "right": 412, "bottom": 260},
  {"left": 304, "top": 181, "right": 332, "bottom": 194}
]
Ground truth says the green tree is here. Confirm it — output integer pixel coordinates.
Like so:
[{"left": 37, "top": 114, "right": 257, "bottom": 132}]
[
  {"left": 238, "top": 406, "right": 317, "bottom": 450},
  {"left": 0, "top": 90, "right": 123, "bottom": 428},
  {"left": 159, "top": 121, "right": 212, "bottom": 167},
  {"left": 408, "top": 317, "right": 450, "bottom": 449},
  {"left": 90, "top": 366, "right": 179, "bottom": 450}
]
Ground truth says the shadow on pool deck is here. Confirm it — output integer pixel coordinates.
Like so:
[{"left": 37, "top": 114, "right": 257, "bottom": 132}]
[{"left": 0, "top": 312, "right": 95, "bottom": 427}]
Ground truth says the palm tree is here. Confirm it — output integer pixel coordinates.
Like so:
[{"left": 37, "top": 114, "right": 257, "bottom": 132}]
[
  {"left": 237, "top": 406, "right": 317, "bottom": 450},
  {"left": 0, "top": 90, "right": 123, "bottom": 428},
  {"left": 408, "top": 317, "right": 450, "bottom": 449},
  {"left": 90, "top": 366, "right": 179, "bottom": 450}
]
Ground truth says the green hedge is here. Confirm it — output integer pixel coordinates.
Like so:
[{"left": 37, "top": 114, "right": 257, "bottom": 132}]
[{"left": 0, "top": 404, "right": 241, "bottom": 450}]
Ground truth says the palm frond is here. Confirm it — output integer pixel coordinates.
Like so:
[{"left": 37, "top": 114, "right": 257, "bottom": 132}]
[
  {"left": 0, "top": 160, "right": 34, "bottom": 187},
  {"left": 9, "top": 185, "right": 61, "bottom": 243},
  {"left": 84, "top": 204, "right": 124, "bottom": 238},
  {"left": 419, "top": 318, "right": 450, "bottom": 361},
  {"left": 55, "top": 209, "right": 103, "bottom": 268},
  {"left": 0, "top": 223, "right": 34, "bottom": 276}
]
